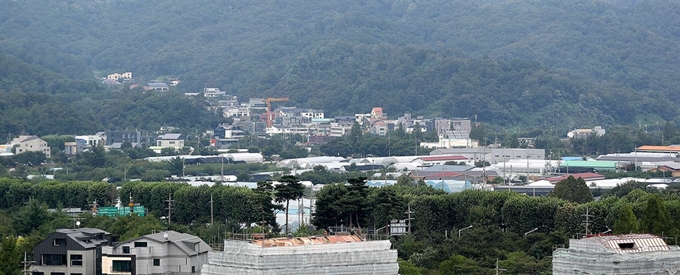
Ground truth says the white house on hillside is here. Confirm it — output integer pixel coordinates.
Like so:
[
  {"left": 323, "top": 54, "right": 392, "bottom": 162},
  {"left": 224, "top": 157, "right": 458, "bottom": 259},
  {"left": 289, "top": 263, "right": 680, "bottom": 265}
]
[
  {"left": 102, "top": 231, "right": 211, "bottom": 275},
  {"left": 11, "top": 135, "right": 51, "bottom": 158},
  {"left": 156, "top": 134, "right": 184, "bottom": 149}
]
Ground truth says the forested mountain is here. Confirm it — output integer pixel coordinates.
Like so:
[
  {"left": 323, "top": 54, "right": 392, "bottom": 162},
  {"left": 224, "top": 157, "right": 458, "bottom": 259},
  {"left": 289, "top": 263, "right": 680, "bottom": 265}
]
[
  {"left": 1, "top": 0, "right": 679, "bottom": 128},
  {"left": 0, "top": 55, "right": 224, "bottom": 136}
]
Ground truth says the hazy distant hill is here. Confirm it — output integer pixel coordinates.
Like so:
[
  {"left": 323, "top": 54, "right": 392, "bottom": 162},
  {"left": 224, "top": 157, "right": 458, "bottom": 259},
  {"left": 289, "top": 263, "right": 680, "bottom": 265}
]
[{"left": 1, "top": 0, "right": 679, "bottom": 128}]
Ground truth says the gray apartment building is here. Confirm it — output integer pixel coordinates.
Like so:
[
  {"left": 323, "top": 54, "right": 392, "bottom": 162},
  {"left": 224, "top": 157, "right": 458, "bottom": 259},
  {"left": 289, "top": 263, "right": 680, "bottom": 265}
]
[
  {"left": 31, "top": 228, "right": 114, "bottom": 275},
  {"left": 101, "top": 231, "right": 211, "bottom": 275}
]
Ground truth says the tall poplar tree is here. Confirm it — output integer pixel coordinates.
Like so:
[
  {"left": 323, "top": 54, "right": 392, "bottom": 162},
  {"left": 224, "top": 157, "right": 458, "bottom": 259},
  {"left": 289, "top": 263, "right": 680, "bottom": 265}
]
[
  {"left": 613, "top": 203, "right": 638, "bottom": 234},
  {"left": 640, "top": 194, "right": 672, "bottom": 236}
]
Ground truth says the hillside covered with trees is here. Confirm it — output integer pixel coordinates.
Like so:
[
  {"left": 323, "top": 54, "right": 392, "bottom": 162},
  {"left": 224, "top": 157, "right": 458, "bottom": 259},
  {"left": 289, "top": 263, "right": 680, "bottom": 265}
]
[
  {"left": 0, "top": 55, "right": 225, "bottom": 136},
  {"left": 1, "top": 0, "right": 680, "bottom": 129}
]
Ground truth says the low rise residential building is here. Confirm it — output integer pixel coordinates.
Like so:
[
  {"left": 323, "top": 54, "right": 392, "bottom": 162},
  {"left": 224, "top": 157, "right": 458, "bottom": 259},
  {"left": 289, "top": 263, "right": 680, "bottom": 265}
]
[
  {"left": 102, "top": 231, "right": 211, "bottom": 275},
  {"left": 434, "top": 118, "right": 472, "bottom": 136},
  {"left": 567, "top": 126, "right": 605, "bottom": 139},
  {"left": 203, "top": 87, "right": 225, "bottom": 97},
  {"left": 107, "top": 72, "right": 133, "bottom": 81},
  {"left": 11, "top": 135, "right": 51, "bottom": 158},
  {"left": 31, "top": 228, "right": 114, "bottom": 275},
  {"left": 553, "top": 234, "right": 680, "bottom": 274},
  {"left": 214, "top": 124, "right": 245, "bottom": 139},
  {"left": 76, "top": 132, "right": 106, "bottom": 147},
  {"left": 146, "top": 82, "right": 169, "bottom": 91},
  {"left": 156, "top": 133, "right": 184, "bottom": 149}
]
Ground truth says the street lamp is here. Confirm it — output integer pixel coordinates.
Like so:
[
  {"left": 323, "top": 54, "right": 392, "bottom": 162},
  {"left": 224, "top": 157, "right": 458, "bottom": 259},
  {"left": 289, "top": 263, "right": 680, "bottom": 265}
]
[
  {"left": 524, "top": 228, "right": 539, "bottom": 237},
  {"left": 458, "top": 225, "right": 473, "bottom": 239}
]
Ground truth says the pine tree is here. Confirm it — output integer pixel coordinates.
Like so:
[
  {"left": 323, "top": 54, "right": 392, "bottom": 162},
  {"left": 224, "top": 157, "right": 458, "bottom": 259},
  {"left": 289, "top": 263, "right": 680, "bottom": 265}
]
[
  {"left": 613, "top": 203, "right": 638, "bottom": 234},
  {"left": 640, "top": 194, "right": 672, "bottom": 235}
]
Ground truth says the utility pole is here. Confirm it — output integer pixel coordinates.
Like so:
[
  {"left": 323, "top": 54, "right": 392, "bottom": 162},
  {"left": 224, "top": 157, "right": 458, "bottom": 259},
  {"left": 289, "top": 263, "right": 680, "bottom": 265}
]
[
  {"left": 165, "top": 193, "right": 174, "bottom": 225},
  {"left": 495, "top": 258, "right": 506, "bottom": 275},
  {"left": 22, "top": 251, "right": 34, "bottom": 275},
  {"left": 210, "top": 194, "right": 214, "bottom": 226},
  {"left": 405, "top": 204, "right": 414, "bottom": 234},
  {"left": 582, "top": 207, "right": 592, "bottom": 237}
]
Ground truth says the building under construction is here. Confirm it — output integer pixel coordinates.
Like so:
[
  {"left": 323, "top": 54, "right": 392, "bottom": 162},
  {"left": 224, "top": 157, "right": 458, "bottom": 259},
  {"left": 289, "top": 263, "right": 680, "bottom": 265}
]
[
  {"left": 201, "top": 234, "right": 398, "bottom": 275},
  {"left": 553, "top": 234, "right": 680, "bottom": 274}
]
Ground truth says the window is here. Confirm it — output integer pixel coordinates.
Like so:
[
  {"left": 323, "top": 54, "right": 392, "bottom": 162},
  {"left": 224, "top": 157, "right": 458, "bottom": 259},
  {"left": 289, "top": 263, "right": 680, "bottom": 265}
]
[
  {"left": 50, "top": 273, "right": 65, "bottom": 275},
  {"left": 44, "top": 254, "right": 67, "bottom": 266},
  {"left": 112, "top": 260, "right": 132, "bottom": 272},
  {"left": 70, "top": 254, "right": 82, "bottom": 266},
  {"left": 153, "top": 259, "right": 160, "bottom": 266},
  {"left": 618, "top": 242, "right": 635, "bottom": 249},
  {"left": 134, "top": 242, "right": 147, "bottom": 248},
  {"left": 122, "top": 246, "right": 130, "bottom": 254},
  {"left": 192, "top": 266, "right": 196, "bottom": 273},
  {"left": 71, "top": 273, "right": 83, "bottom": 275},
  {"left": 53, "top": 238, "right": 67, "bottom": 247},
  {"left": 34, "top": 273, "right": 44, "bottom": 275}
]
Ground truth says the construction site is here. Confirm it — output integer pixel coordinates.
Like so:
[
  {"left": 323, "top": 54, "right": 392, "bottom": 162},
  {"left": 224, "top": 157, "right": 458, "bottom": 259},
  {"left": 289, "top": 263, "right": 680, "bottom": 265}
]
[
  {"left": 201, "top": 230, "right": 399, "bottom": 275},
  {"left": 553, "top": 234, "right": 680, "bottom": 274}
]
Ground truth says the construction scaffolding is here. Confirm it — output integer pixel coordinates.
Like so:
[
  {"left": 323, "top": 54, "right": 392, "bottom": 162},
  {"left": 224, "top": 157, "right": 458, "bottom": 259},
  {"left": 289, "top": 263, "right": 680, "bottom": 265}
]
[
  {"left": 553, "top": 234, "right": 680, "bottom": 274},
  {"left": 201, "top": 236, "right": 398, "bottom": 275}
]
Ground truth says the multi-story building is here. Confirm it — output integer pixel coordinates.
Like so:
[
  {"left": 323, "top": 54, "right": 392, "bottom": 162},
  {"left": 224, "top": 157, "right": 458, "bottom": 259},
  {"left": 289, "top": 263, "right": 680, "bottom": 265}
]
[
  {"left": 202, "top": 235, "right": 398, "bottom": 275},
  {"left": 101, "top": 231, "right": 211, "bottom": 275},
  {"left": 107, "top": 72, "right": 133, "bottom": 81},
  {"left": 223, "top": 106, "right": 250, "bottom": 118},
  {"left": 31, "top": 228, "right": 114, "bottom": 275},
  {"left": 434, "top": 118, "right": 472, "bottom": 136},
  {"left": 553, "top": 234, "right": 680, "bottom": 274},
  {"left": 156, "top": 134, "right": 184, "bottom": 149},
  {"left": 11, "top": 135, "right": 51, "bottom": 158},
  {"left": 106, "top": 131, "right": 141, "bottom": 145},
  {"left": 203, "top": 88, "right": 225, "bottom": 98},
  {"left": 330, "top": 123, "right": 353, "bottom": 137}
]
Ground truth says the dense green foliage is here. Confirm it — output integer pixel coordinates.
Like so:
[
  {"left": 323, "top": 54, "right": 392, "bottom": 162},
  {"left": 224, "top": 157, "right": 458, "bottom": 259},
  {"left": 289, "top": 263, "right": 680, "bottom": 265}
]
[
  {"left": 1, "top": 0, "right": 680, "bottom": 129},
  {"left": 0, "top": 55, "right": 225, "bottom": 136},
  {"left": 549, "top": 176, "right": 594, "bottom": 204},
  {"left": 613, "top": 203, "right": 638, "bottom": 234}
]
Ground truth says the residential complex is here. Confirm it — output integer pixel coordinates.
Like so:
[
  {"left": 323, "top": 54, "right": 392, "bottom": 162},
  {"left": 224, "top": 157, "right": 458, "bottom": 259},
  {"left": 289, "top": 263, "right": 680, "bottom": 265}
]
[
  {"left": 31, "top": 229, "right": 211, "bottom": 275},
  {"left": 31, "top": 228, "right": 114, "bottom": 275}
]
